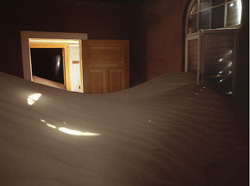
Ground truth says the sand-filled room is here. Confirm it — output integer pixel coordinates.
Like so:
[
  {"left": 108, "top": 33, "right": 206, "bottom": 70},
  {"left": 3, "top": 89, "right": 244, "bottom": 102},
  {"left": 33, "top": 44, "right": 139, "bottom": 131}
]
[{"left": 0, "top": 0, "right": 249, "bottom": 185}]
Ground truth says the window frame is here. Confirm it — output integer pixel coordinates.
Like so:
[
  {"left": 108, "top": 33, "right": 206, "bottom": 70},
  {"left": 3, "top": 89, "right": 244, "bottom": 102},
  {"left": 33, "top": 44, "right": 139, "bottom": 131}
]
[
  {"left": 185, "top": 0, "right": 242, "bottom": 37},
  {"left": 184, "top": 0, "right": 242, "bottom": 95}
]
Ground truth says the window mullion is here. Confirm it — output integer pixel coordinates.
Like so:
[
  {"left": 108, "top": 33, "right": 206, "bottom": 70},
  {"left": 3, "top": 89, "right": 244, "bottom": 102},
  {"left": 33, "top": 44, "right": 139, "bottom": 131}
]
[
  {"left": 185, "top": 39, "right": 188, "bottom": 72},
  {"left": 224, "top": 2, "right": 228, "bottom": 27},
  {"left": 209, "top": 1, "right": 212, "bottom": 28},
  {"left": 197, "top": 0, "right": 200, "bottom": 31}
]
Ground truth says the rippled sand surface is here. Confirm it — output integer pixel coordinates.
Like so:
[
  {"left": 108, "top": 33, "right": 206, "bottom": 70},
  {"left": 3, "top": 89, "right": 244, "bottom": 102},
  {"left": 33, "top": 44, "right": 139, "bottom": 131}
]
[{"left": 0, "top": 72, "right": 248, "bottom": 186}]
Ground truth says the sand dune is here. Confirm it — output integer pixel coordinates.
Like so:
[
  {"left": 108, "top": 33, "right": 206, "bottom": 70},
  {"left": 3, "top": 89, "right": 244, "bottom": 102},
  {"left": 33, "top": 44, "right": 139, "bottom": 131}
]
[{"left": 0, "top": 72, "right": 248, "bottom": 186}]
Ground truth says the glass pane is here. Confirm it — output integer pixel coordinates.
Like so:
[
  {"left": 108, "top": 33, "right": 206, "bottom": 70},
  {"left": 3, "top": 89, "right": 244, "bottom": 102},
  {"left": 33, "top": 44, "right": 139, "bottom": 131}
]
[
  {"left": 212, "top": 0, "right": 225, "bottom": 6},
  {"left": 212, "top": 5, "right": 225, "bottom": 28},
  {"left": 200, "top": 0, "right": 210, "bottom": 10},
  {"left": 188, "top": 13, "right": 198, "bottom": 33},
  {"left": 199, "top": 10, "right": 210, "bottom": 29},
  {"left": 202, "top": 31, "right": 235, "bottom": 96},
  {"left": 188, "top": 39, "right": 198, "bottom": 72},
  {"left": 203, "top": 32, "right": 234, "bottom": 77},
  {"left": 189, "top": 0, "right": 198, "bottom": 14},
  {"left": 203, "top": 77, "right": 233, "bottom": 95},
  {"left": 227, "top": 1, "right": 242, "bottom": 26}
]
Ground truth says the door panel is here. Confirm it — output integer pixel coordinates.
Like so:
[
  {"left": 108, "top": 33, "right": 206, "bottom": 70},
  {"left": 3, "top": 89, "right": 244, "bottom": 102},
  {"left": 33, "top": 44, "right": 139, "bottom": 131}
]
[
  {"left": 89, "top": 69, "right": 106, "bottom": 93},
  {"left": 89, "top": 47, "right": 123, "bottom": 65},
  {"left": 83, "top": 40, "right": 129, "bottom": 93},
  {"left": 108, "top": 69, "right": 124, "bottom": 92}
]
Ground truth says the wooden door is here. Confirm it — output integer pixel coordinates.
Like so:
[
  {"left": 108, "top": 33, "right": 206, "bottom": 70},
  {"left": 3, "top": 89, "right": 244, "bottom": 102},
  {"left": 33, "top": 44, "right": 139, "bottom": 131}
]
[{"left": 82, "top": 40, "right": 129, "bottom": 93}]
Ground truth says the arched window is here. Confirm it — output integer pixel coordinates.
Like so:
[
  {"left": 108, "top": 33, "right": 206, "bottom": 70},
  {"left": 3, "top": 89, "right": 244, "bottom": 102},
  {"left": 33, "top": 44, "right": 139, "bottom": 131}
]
[
  {"left": 186, "top": 0, "right": 242, "bottom": 35},
  {"left": 185, "top": 0, "right": 242, "bottom": 95}
]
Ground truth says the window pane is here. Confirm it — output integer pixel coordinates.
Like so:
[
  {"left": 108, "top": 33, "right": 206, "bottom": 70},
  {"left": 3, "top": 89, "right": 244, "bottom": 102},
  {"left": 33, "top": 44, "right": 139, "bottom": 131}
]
[
  {"left": 203, "top": 33, "right": 234, "bottom": 76},
  {"left": 227, "top": 1, "right": 242, "bottom": 26},
  {"left": 199, "top": 10, "right": 210, "bottom": 29},
  {"left": 200, "top": 0, "right": 210, "bottom": 10},
  {"left": 211, "top": 0, "right": 225, "bottom": 6},
  {"left": 202, "top": 32, "right": 235, "bottom": 95},
  {"left": 188, "top": 13, "right": 198, "bottom": 33},
  {"left": 203, "top": 77, "right": 233, "bottom": 95},
  {"left": 212, "top": 5, "right": 225, "bottom": 28},
  {"left": 189, "top": 0, "right": 198, "bottom": 14},
  {"left": 188, "top": 39, "right": 198, "bottom": 72}
]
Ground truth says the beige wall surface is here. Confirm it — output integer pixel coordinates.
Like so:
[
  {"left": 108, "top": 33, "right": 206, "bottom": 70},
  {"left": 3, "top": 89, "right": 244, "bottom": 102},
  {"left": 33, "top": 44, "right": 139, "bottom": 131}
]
[{"left": 143, "top": 0, "right": 188, "bottom": 80}]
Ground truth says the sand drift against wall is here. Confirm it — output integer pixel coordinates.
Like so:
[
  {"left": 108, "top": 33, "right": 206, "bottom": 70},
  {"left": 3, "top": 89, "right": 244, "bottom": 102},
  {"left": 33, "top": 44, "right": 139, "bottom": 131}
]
[{"left": 0, "top": 72, "right": 248, "bottom": 186}]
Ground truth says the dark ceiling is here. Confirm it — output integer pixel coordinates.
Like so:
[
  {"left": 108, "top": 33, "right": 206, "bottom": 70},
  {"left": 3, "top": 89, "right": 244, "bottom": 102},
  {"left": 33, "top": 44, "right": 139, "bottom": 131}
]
[
  {"left": 40, "top": 0, "right": 159, "bottom": 9},
  {"left": 97, "top": 0, "right": 150, "bottom": 4}
]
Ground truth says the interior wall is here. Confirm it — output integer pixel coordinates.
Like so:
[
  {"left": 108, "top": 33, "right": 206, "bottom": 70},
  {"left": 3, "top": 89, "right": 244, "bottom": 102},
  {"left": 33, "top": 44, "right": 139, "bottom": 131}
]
[
  {"left": 234, "top": 0, "right": 249, "bottom": 121},
  {"left": 143, "top": 0, "right": 248, "bottom": 116},
  {"left": 0, "top": 0, "right": 248, "bottom": 103},
  {"left": 0, "top": 4, "right": 22, "bottom": 78},
  {"left": 0, "top": 1, "right": 145, "bottom": 87},
  {"left": 142, "top": 0, "right": 188, "bottom": 80}
]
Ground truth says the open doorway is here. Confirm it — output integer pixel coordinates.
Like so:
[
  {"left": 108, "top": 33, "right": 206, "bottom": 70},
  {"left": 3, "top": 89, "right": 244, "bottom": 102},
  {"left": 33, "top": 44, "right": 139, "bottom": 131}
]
[
  {"left": 21, "top": 31, "right": 88, "bottom": 93},
  {"left": 29, "top": 38, "right": 82, "bottom": 92},
  {"left": 31, "top": 47, "right": 65, "bottom": 89},
  {"left": 21, "top": 31, "right": 130, "bottom": 94}
]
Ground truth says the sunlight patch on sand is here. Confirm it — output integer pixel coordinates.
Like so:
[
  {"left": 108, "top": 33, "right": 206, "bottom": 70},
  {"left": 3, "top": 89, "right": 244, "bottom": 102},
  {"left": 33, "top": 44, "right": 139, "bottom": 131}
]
[
  {"left": 27, "top": 93, "right": 42, "bottom": 105},
  {"left": 40, "top": 119, "right": 46, "bottom": 123},
  {"left": 40, "top": 119, "right": 100, "bottom": 136},
  {"left": 58, "top": 127, "right": 100, "bottom": 136},
  {"left": 47, "top": 123, "right": 57, "bottom": 129}
]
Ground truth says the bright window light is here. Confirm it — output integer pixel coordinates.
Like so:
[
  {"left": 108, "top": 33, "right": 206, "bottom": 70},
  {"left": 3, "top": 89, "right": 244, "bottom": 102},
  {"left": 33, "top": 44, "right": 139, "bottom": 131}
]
[{"left": 237, "top": 0, "right": 242, "bottom": 24}]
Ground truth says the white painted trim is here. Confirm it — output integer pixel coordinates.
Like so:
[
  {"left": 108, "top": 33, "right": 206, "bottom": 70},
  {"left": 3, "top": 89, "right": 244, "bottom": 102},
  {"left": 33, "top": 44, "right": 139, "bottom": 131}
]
[
  {"left": 21, "top": 31, "right": 88, "bottom": 81},
  {"left": 197, "top": 31, "right": 201, "bottom": 85},
  {"left": 186, "top": 33, "right": 199, "bottom": 40},
  {"left": 185, "top": 34, "right": 199, "bottom": 73},
  {"left": 78, "top": 40, "right": 84, "bottom": 93},
  {"left": 184, "top": 39, "right": 188, "bottom": 72}
]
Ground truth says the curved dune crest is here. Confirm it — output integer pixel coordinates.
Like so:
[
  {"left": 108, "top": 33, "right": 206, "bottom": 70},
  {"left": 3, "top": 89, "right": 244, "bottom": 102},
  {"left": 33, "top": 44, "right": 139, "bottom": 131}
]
[{"left": 0, "top": 72, "right": 248, "bottom": 186}]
